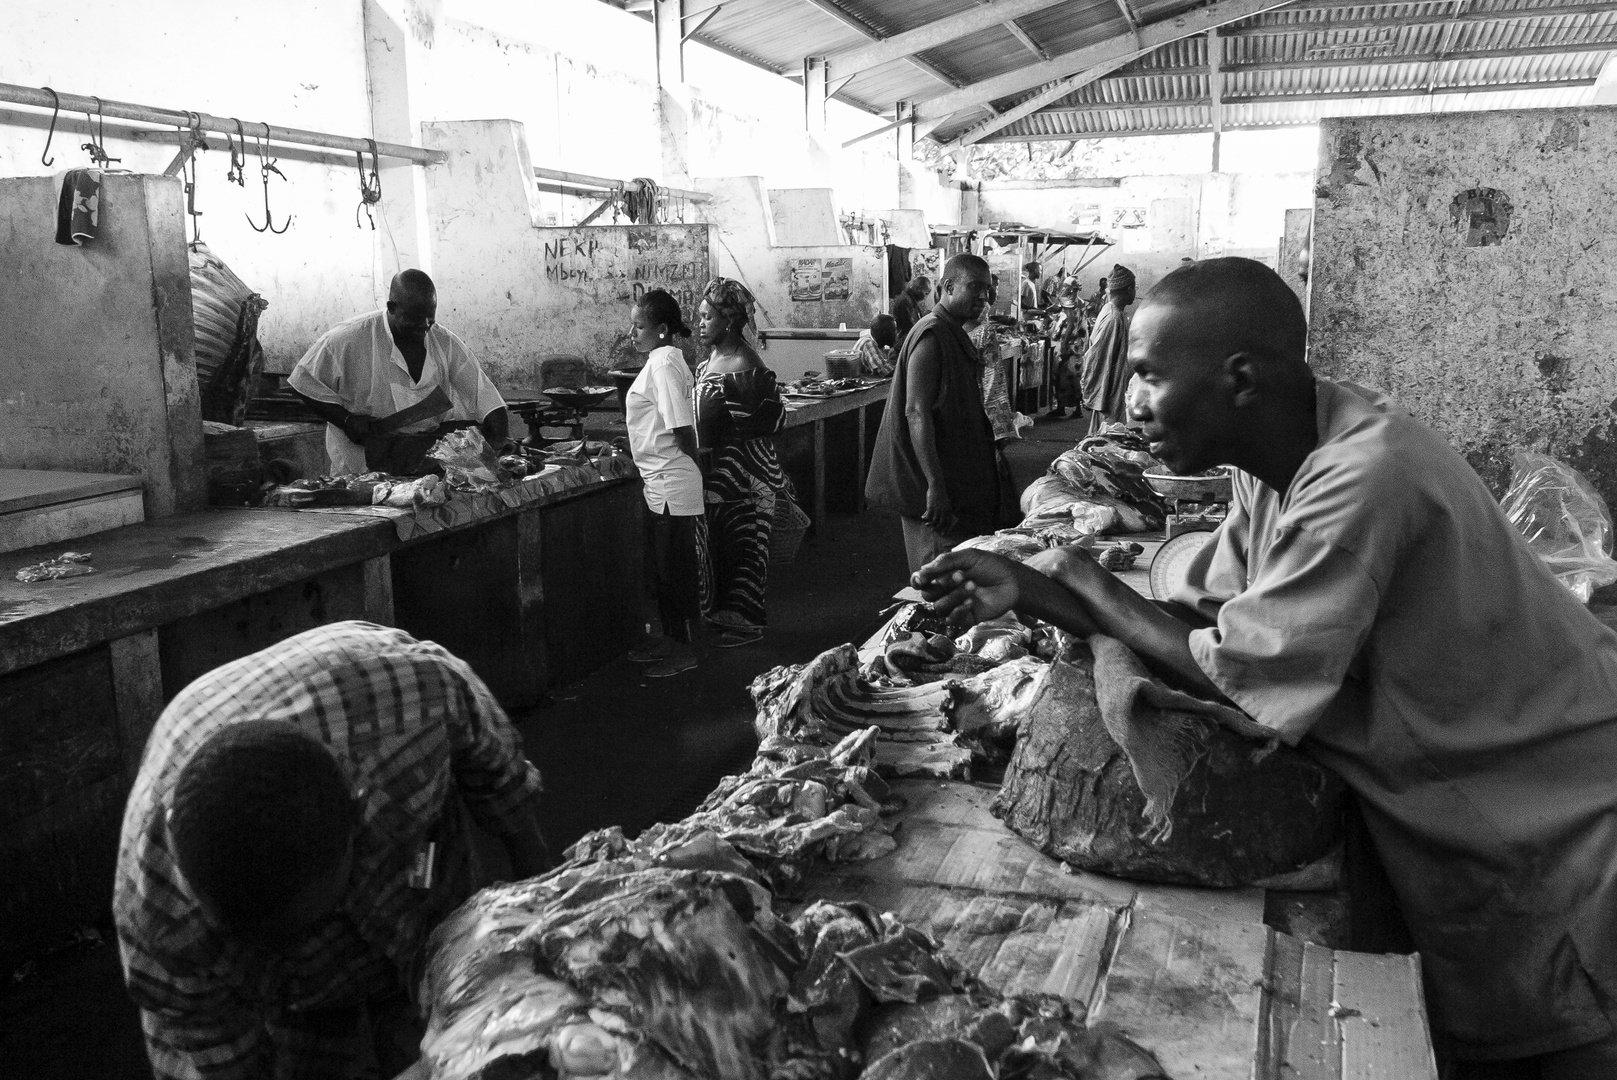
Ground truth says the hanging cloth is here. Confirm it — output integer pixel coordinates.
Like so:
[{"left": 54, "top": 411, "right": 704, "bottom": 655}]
[
  {"left": 886, "top": 245, "right": 913, "bottom": 295},
  {"left": 55, "top": 168, "right": 102, "bottom": 246}
]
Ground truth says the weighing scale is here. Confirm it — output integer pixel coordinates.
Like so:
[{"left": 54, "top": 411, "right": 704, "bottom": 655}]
[
  {"left": 509, "top": 386, "right": 615, "bottom": 448},
  {"left": 1143, "top": 469, "right": 1233, "bottom": 539}
]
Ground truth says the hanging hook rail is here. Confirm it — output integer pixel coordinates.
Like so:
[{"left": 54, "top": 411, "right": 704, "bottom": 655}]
[
  {"left": 39, "top": 86, "right": 61, "bottom": 166},
  {"left": 0, "top": 81, "right": 445, "bottom": 166}
]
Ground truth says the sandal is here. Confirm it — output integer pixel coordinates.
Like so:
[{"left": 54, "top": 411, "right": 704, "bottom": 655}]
[
  {"left": 718, "top": 628, "right": 763, "bottom": 648},
  {"left": 707, "top": 609, "right": 761, "bottom": 632}
]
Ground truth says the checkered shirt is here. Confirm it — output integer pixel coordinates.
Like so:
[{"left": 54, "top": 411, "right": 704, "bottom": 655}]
[{"left": 114, "top": 621, "right": 543, "bottom": 1080}]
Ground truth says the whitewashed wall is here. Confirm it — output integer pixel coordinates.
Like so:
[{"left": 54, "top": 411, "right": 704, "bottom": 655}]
[{"left": 0, "top": 0, "right": 904, "bottom": 372}]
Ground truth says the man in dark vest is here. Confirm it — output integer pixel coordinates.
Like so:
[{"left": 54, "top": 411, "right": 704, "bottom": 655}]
[{"left": 867, "top": 253, "right": 1012, "bottom": 572}]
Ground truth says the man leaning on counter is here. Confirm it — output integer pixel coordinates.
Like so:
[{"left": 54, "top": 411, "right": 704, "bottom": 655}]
[
  {"left": 289, "top": 269, "right": 509, "bottom": 476},
  {"left": 918, "top": 256, "right": 1617, "bottom": 1079}
]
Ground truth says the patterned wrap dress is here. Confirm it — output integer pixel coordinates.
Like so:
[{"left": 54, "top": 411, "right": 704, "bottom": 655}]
[{"left": 693, "top": 362, "right": 791, "bottom": 627}]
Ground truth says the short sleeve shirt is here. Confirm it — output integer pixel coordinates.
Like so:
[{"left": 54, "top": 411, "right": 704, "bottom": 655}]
[
  {"left": 288, "top": 311, "right": 506, "bottom": 474},
  {"left": 625, "top": 346, "right": 702, "bottom": 515},
  {"left": 1172, "top": 379, "right": 1617, "bottom": 1058},
  {"left": 114, "top": 621, "right": 543, "bottom": 1079}
]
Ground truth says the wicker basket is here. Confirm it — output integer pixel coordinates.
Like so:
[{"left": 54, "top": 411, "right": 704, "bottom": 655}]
[{"left": 769, "top": 496, "right": 812, "bottom": 565}]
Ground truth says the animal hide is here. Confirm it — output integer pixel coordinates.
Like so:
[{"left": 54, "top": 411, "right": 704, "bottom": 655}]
[{"left": 992, "top": 646, "right": 1347, "bottom": 887}]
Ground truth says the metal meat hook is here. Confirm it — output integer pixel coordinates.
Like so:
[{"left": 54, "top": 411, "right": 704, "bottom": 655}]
[
  {"left": 40, "top": 86, "right": 61, "bottom": 166},
  {"left": 80, "top": 96, "right": 121, "bottom": 167},
  {"left": 183, "top": 153, "right": 203, "bottom": 246},
  {"left": 245, "top": 136, "right": 292, "bottom": 234},
  {"left": 226, "top": 119, "right": 247, "bottom": 186},
  {"left": 355, "top": 138, "right": 382, "bottom": 229}
]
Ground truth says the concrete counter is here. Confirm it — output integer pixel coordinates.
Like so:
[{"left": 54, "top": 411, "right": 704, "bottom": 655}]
[{"left": 0, "top": 472, "right": 645, "bottom": 972}]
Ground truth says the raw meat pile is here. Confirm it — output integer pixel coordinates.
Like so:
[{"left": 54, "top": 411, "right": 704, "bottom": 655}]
[
  {"left": 567, "top": 726, "right": 902, "bottom": 896},
  {"left": 751, "top": 642, "right": 1059, "bottom": 781},
  {"left": 14, "top": 550, "right": 94, "bottom": 582},
  {"left": 1016, "top": 427, "right": 1168, "bottom": 536},
  {"left": 751, "top": 605, "right": 1345, "bottom": 888},
  {"left": 418, "top": 845, "right": 1166, "bottom": 1080}
]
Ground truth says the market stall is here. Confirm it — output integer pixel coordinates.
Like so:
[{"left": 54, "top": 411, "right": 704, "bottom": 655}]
[
  {"left": 930, "top": 225, "right": 1115, "bottom": 416},
  {"left": 407, "top": 536, "right": 1438, "bottom": 1080},
  {"left": 0, "top": 444, "right": 642, "bottom": 970}
]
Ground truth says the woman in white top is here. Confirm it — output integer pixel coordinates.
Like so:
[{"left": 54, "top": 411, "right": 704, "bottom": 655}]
[{"left": 623, "top": 289, "right": 704, "bottom": 677}]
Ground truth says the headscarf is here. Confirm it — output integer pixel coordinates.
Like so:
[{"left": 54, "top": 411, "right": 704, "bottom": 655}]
[
  {"left": 702, "top": 277, "right": 758, "bottom": 337},
  {"left": 1107, "top": 264, "right": 1136, "bottom": 298}
]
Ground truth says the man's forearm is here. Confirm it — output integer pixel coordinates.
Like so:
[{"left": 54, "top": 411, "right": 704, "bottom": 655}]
[
  {"left": 1044, "top": 558, "right": 1220, "bottom": 696},
  {"left": 1000, "top": 561, "right": 1102, "bottom": 637},
  {"left": 906, "top": 411, "right": 947, "bottom": 492},
  {"left": 294, "top": 392, "right": 355, "bottom": 432}
]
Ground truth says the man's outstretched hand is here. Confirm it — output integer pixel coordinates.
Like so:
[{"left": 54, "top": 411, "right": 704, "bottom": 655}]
[{"left": 912, "top": 549, "right": 1021, "bottom": 628}]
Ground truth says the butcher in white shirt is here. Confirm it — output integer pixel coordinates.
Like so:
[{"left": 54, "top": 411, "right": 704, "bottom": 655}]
[{"left": 288, "top": 269, "right": 508, "bottom": 475}]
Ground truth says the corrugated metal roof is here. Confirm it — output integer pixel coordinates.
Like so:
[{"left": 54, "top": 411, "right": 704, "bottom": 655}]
[{"left": 600, "top": 0, "right": 1617, "bottom": 142}]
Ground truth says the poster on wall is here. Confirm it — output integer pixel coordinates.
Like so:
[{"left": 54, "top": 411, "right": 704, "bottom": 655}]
[
  {"left": 822, "top": 258, "right": 852, "bottom": 301},
  {"left": 909, "top": 249, "right": 942, "bottom": 282},
  {"left": 1111, "top": 207, "right": 1148, "bottom": 230},
  {"left": 1075, "top": 205, "right": 1103, "bottom": 230},
  {"left": 791, "top": 258, "right": 824, "bottom": 302}
]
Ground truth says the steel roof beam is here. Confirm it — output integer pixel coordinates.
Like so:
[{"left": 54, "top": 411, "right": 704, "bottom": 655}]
[
  {"left": 981, "top": 80, "right": 1598, "bottom": 138},
  {"left": 1225, "top": 1, "right": 1617, "bottom": 36},
  {"left": 1017, "top": 75, "right": 1595, "bottom": 118},
  {"left": 939, "top": 54, "right": 1144, "bottom": 148},
  {"left": 913, "top": 0, "right": 1299, "bottom": 126},
  {"left": 1227, "top": 35, "right": 1617, "bottom": 71},
  {"left": 1005, "top": 19, "right": 1053, "bottom": 61},
  {"left": 824, "top": 0, "right": 1072, "bottom": 75},
  {"left": 795, "top": 0, "right": 965, "bottom": 88}
]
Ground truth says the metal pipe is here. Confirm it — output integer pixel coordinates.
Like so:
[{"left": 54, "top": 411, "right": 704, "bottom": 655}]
[
  {"left": 0, "top": 82, "right": 445, "bottom": 165},
  {"left": 531, "top": 166, "right": 711, "bottom": 203}
]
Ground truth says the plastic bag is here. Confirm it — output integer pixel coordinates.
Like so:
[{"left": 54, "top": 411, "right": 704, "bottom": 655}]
[
  {"left": 1500, "top": 451, "right": 1617, "bottom": 603},
  {"left": 427, "top": 428, "right": 513, "bottom": 492}
]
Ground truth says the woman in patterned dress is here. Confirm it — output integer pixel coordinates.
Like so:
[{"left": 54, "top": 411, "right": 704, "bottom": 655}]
[{"left": 693, "top": 278, "right": 793, "bottom": 646}]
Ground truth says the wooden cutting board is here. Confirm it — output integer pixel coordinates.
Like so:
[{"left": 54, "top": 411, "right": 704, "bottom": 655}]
[{"left": 799, "top": 778, "right": 1436, "bottom": 1080}]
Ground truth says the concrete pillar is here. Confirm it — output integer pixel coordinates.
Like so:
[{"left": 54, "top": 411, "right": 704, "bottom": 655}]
[
  {"left": 362, "top": 0, "right": 438, "bottom": 281},
  {"left": 804, "top": 58, "right": 828, "bottom": 136},
  {"left": 1196, "top": 172, "right": 1233, "bottom": 259},
  {"left": 802, "top": 57, "right": 833, "bottom": 184},
  {"left": 420, "top": 120, "right": 545, "bottom": 362},
  {"left": 1207, "top": 29, "right": 1223, "bottom": 174},
  {"left": 655, "top": 0, "right": 692, "bottom": 187},
  {"left": 654, "top": 0, "right": 684, "bottom": 85}
]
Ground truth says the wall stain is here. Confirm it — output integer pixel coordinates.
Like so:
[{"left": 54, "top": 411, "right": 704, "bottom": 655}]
[
  {"left": 1534, "top": 351, "right": 1572, "bottom": 394},
  {"left": 1540, "top": 115, "right": 1582, "bottom": 154},
  {"left": 1317, "top": 128, "right": 1375, "bottom": 202},
  {"left": 1449, "top": 188, "right": 1512, "bottom": 247}
]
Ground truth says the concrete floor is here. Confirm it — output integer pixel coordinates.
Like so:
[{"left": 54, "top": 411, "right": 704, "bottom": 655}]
[{"left": 0, "top": 414, "right": 1083, "bottom": 1079}]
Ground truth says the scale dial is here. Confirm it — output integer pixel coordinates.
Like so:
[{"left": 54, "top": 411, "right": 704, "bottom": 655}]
[{"left": 1148, "top": 530, "right": 1216, "bottom": 601}]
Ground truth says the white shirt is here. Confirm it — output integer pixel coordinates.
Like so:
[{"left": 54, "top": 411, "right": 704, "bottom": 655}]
[
  {"left": 288, "top": 310, "right": 506, "bottom": 475},
  {"left": 625, "top": 346, "right": 702, "bottom": 515}
]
